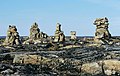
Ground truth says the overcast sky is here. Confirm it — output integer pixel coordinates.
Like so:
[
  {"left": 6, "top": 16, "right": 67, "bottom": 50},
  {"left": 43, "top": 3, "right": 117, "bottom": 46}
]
[{"left": 0, "top": 0, "right": 120, "bottom": 36}]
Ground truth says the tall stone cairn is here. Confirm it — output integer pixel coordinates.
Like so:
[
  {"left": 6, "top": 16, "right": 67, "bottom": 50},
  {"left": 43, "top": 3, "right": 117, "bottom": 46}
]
[
  {"left": 3, "top": 25, "right": 21, "bottom": 45},
  {"left": 54, "top": 23, "right": 65, "bottom": 42},
  {"left": 29, "top": 22, "right": 40, "bottom": 39},
  {"left": 23, "top": 22, "right": 48, "bottom": 44},
  {"left": 93, "top": 17, "right": 111, "bottom": 44}
]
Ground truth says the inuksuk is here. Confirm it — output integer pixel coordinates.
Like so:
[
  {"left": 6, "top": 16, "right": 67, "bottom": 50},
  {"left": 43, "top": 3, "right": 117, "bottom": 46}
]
[
  {"left": 29, "top": 22, "right": 40, "bottom": 39},
  {"left": 94, "top": 17, "right": 112, "bottom": 44},
  {"left": 3, "top": 25, "right": 21, "bottom": 45},
  {"left": 70, "top": 31, "right": 77, "bottom": 40},
  {"left": 23, "top": 22, "right": 48, "bottom": 44},
  {"left": 54, "top": 23, "right": 65, "bottom": 43}
]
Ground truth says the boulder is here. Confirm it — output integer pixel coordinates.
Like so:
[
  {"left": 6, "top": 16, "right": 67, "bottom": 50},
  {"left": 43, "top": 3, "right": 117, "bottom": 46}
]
[
  {"left": 81, "top": 62, "right": 102, "bottom": 75},
  {"left": 103, "top": 60, "right": 120, "bottom": 75},
  {"left": 13, "top": 54, "right": 42, "bottom": 64},
  {"left": 13, "top": 54, "right": 52, "bottom": 64}
]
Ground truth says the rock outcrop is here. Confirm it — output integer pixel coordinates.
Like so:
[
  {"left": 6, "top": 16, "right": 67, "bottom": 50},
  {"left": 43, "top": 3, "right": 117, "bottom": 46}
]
[
  {"left": 12, "top": 54, "right": 120, "bottom": 76},
  {"left": 81, "top": 62, "right": 102, "bottom": 75},
  {"left": 81, "top": 59, "right": 120, "bottom": 75}
]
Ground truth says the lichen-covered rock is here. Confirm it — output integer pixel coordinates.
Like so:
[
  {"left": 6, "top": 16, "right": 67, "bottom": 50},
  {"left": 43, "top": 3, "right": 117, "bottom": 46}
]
[
  {"left": 81, "top": 62, "right": 102, "bottom": 75},
  {"left": 13, "top": 54, "right": 42, "bottom": 64},
  {"left": 81, "top": 59, "right": 120, "bottom": 75},
  {"left": 13, "top": 54, "right": 60, "bottom": 65},
  {"left": 103, "top": 60, "right": 120, "bottom": 75}
]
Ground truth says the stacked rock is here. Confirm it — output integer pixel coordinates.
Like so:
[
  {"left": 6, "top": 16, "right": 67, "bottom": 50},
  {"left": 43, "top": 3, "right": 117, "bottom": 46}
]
[
  {"left": 54, "top": 23, "right": 65, "bottom": 43},
  {"left": 23, "top": 22, "right": 48, "bottom": 44},
  {"left": 94, "top": 17, "right": 111, "bottom": 44},
  {"left": 70, "top": 31, "right": 77, "bottom": 40},
  {"left": 3, "top": 25, "right": 21, "bottom": 45},
  {"left": 29, "top": 22, "right": 40, "bottom": 39}
]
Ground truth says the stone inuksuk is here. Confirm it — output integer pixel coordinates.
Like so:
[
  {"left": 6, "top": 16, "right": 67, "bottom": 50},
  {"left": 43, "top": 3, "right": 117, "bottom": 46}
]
[
  {"left": 70, "top": 31, "right": 77, "bottom": 40},
  {"left": 29, "top": 22, "right": 40, "bottom": 39},
  {"left": 23, "top": 22, "right": 48, "bottom": 44},
  {"left": 54, "top": 23, "right": 65, "bottom": 43},
  {"left": 3, "top": 25, "right": 21, "bottom": 45},
  {"left": 94, "top": 17, "right": 112, "bottom": 44}
]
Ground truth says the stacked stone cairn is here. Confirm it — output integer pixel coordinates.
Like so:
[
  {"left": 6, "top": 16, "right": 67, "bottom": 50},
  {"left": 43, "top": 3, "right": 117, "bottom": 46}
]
[
  {"left": 94, "top": 17, "right": 112, "bottom": 44},
  {"left": 3, "top": 25, "right": 21, "bottom": 45},
  {"left": 29, "top": 22, "right": 40, "bottom": 39},
  {"left": 23, "top": 22, "right": 48, "bottom": 44},
  {"left": 70, "top": 31, "right": 77, "bottom": 40},
  {"left": 54, "top": 23, "right": 65, "bottom": 43}
]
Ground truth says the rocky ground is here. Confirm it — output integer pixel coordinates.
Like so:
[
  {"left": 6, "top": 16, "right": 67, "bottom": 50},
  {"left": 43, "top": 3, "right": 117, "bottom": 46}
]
[{"left": 0, "top": 37, "right": 120, "bottom": 76}]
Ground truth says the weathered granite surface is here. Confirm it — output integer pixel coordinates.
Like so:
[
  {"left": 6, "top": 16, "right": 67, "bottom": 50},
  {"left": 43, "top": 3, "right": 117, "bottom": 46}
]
[{"left": 0, "top": 36, "right": 120, "bottom": 75}]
